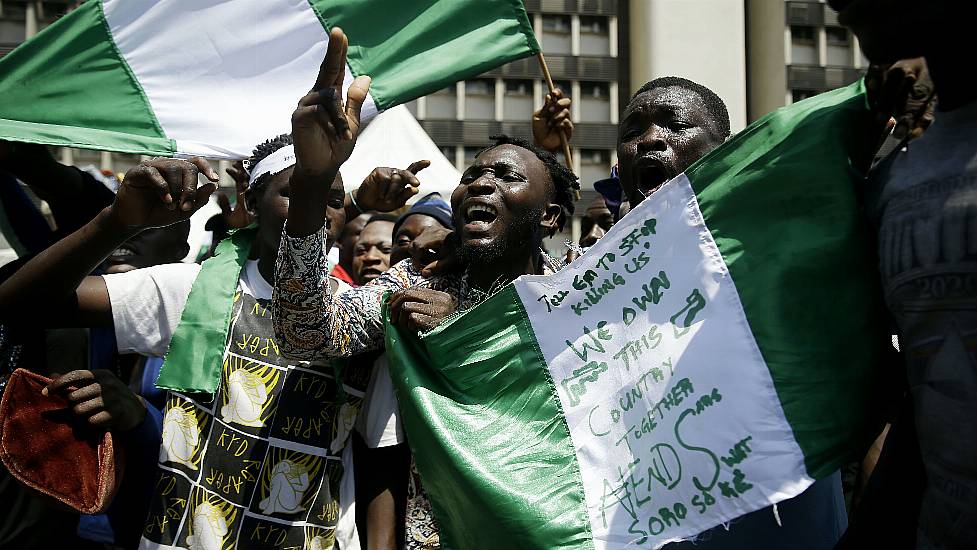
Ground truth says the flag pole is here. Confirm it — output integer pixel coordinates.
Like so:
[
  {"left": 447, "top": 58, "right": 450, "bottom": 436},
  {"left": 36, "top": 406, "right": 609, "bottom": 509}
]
[{"left": 536, "top": 52, "right": 580, "bottom": 201}]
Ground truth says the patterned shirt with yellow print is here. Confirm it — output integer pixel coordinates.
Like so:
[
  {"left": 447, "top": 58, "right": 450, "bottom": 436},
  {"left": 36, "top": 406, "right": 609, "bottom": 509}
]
[{"left": 103, "top": 259, "right": 367, "bottom": 550}]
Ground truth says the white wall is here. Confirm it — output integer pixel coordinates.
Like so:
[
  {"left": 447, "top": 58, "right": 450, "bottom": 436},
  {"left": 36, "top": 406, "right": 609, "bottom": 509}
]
[{"left": 629, "top": 0, "right": 747, "bottom": 132}]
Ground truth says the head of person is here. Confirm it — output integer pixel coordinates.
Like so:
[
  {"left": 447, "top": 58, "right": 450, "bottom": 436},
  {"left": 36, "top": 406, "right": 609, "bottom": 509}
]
[
  {"left": 617, "top": 77, "right": 730, "bottom": 209},
  {"left": 338, "top": 212, "right": 371, "bottom": 273},
  {"left": 103, "top": 220, "right": 191, "bottom": 274},
  {"left": 244, "top": 134, "right": 346, "bottom": 257},
  {"left": 579, "top": 196, "right": 614, "bottom": 248},
  {"left": 390, "top": 193, "right": 453, "bottom": 265},
  {"left": 352, "top": 214, "right": 396, "bottom": 285},
  {"left": 828, "top": 0, "right": 974, "bottom": 63},
  {"left": 451, "top": 135, "right": 578, "bottom": 272}
]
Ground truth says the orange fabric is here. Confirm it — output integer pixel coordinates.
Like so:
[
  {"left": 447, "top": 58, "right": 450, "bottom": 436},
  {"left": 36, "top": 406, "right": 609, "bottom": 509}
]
[{"left": 0, "top": 368, "right": 123, "bottom": 514}]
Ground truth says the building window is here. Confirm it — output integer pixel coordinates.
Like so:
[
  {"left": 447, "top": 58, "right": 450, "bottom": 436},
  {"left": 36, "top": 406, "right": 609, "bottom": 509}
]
[
  {"left": 503, "top": 79, "right": 533, "bottom": 121},
  {"left": 791, "top": 89, "right": 818, "bottom": 104},
  {"left": 464, "top": 79, "right": 495, "bottom": 120},
  {"left": 463, "top": 146, "right": 482, "bottom": 167},
  {"left": 579, "top": 15, "right": 610, "bottom": 56},
  {"left": 579, "top": 81, "right": 610, "bottom": 123},
  {"left": 826, "top": 27, "right": 849, "bottom": 46},
  {"left": 790, "top": 25, "right": 817, "bottom": 65},
  {"left": 826, "top": 26, "right": 852, "bottom": 66},
  {"left": 541, "top": 14, "right": 571, "bottom": 55},
  {"left": 580, "top": 149, "right": 612, "bottom": 188},
  {"left": 548, "top": 80, "right": 573, "bottom": 98},
  {"left": 425, "top": 85, "right": 456, "bottom": 120}
]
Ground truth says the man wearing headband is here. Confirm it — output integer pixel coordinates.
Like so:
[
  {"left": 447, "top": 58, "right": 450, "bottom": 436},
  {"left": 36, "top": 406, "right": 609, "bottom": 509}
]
[{"left": 0, "top": 124, "right": 417, "bottom": 548}]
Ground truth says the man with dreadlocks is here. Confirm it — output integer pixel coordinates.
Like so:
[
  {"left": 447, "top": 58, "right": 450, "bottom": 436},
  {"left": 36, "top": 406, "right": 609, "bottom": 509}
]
[{"left": 0, "top": 118, "right": 422, "bottom": 547}]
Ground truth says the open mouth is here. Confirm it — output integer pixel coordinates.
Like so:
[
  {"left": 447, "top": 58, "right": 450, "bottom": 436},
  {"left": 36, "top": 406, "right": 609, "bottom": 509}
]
[
  {"left": 634, "top": 160, "right": 672, "bottom": 198},
  {"left": 463, "top": 203, "right": 499, "bottom": 228},
  {"left": 359, "top": 267, "right": 384, "bottom": 280},
  {"left": 107, "top": 246, "right": 136, "bottom": 262}
]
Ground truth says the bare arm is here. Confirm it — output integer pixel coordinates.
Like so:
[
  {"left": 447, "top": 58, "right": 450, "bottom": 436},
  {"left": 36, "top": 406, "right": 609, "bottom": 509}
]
[{"left": 0, "top": 158, "right": 218, "bottom": 327}]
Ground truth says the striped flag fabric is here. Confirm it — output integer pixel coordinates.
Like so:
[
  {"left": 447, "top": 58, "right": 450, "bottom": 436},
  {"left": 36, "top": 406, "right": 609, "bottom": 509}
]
[
  {"left": 0, "top": 0, "right": 538, "bottom": 159},
  {"left": 384, "top": 81, "right": 886, "bottom": 549}
]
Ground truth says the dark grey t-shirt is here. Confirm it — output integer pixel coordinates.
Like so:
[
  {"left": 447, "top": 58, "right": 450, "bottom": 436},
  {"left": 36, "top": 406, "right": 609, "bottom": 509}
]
[{"left": 873, "top": 99, "right": 977, "bottom": 548}]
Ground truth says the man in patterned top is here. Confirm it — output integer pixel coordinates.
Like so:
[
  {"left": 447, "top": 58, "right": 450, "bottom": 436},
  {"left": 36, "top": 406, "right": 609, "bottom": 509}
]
[{"left": 272, "top": 29, "right": 579, "bottom": 368}]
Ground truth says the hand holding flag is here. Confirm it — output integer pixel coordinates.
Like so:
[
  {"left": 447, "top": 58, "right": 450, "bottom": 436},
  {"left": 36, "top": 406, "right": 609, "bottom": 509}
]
[{"left": 111, "top": 157, "right": 218, "bottom": 229}]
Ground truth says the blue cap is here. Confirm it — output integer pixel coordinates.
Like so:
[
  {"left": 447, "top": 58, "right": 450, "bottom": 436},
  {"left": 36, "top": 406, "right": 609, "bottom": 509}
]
[
  {"left": 393, "top": 192, "right": 454, "bottom": 235},
  {"left": 593, "top": 164, "right": 621, "bottom": 218}
]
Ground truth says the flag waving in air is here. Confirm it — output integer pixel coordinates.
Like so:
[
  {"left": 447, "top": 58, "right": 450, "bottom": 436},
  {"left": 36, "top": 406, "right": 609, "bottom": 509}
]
[
  {"left": 0, "top": 0, "right": 538, "bottom": 158},
  {"left": 385, "top": 81, "right": 886, "bottom": 549}
]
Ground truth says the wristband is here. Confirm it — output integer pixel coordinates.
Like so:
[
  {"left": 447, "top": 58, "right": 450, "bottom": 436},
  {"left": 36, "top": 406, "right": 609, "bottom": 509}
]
[{"left": 348, "top": 189, "right": 363, "bottom": 214}]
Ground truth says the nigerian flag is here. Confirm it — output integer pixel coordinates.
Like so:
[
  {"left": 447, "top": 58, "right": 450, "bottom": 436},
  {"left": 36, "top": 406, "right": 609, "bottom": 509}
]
[
  {"left": 385, "top": 81, "right": 885, "bottom": 549},
  {"left": 0, "top": 0, "right": 537, "bottom": 158}
]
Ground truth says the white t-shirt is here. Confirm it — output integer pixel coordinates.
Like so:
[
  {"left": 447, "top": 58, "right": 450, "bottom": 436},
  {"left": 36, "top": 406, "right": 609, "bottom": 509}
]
[
  {"left": 354, "top": 354, "right": 405, "bottom": 448},
  {"left": 104, "top": 261, "right": 201, "bottom": 357}
]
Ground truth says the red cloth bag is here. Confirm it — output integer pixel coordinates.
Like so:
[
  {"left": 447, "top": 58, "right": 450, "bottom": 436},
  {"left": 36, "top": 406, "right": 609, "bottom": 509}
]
[{"left": 0, "top": 368, "right": 124, "bottom": 514}]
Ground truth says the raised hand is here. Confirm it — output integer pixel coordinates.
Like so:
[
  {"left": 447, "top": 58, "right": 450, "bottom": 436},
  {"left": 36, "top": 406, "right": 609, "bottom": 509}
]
[
  {"left": 532, "top": 88, "right": 573, "bottom": 153},
  {"left": 43, "top": 369, "right": 147, "bottom": 432},
  {"left": 111, "top": 157, "right": 218, "bottom": 229},
  {"left": 218, "top": 160, "right": 255, "bottom": 229},
  {"left": 355, "top": 160, "right": 428, "bottom": 212},
  {"left": 291, "top": 27, "right": 372, "bottom": 185},
  {"left": 388, "top": 288, "right": 458, "bottom": 333}
]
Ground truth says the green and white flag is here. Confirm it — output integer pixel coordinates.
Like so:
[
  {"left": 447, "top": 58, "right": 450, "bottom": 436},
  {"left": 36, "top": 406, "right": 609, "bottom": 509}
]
[
  {"left": 0, "top": 0, "right": 537, "bottom": 158},
  {"left": 385, "top": 82, "right": 885, "bottom": 549}
]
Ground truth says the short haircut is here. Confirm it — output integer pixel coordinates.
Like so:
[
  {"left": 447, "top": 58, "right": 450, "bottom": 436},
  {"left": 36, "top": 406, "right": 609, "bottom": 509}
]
[
  {"left": 364, "top": 213, "right": 398, "bottom": 227},
  {"left": 478, "top": 135, "right": 579, "bottom": 231},
  {"left": 244, "top": 133, "right": 293, "bottom": 202},
  {"left": 631, "top": 77, "right": 730, "bottom": 139}
]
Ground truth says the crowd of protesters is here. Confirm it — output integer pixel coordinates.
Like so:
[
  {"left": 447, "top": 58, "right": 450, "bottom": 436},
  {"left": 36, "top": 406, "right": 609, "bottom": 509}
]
[{"left": 0, "top": 0, "right": 973, "bottom": 548}]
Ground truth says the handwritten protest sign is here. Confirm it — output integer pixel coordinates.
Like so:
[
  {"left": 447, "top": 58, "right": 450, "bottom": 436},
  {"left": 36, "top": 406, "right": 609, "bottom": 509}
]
[{"left": 514, "top": 175, "right": 812, "bottom": 547}]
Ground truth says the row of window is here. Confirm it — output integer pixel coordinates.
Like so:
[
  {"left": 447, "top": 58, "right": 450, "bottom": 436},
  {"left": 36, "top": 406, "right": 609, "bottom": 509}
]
[
  {"left": 539, "top": 14, "right": 613, "bottom": 57},
  {"left": 432, "top": 79, "right": 610, "bottom": 99},
  {"left": 789, "top": 24, "right": 866, "bottom": 67},
  {"left": 416, "top": 79, "right": 613, "bottom": 123}
]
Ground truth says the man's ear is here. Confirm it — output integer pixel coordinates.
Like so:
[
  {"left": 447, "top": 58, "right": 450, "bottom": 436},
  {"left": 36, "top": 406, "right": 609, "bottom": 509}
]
[
  {"left": 243, "top": 188, "right": 259, "bottom": 217},
  {"left": 540, "top": 202, "right": 563, "bottom": 236}
]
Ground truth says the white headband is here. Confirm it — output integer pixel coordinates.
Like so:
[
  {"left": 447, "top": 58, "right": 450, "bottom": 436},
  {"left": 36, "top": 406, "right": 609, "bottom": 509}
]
[{"left": 248, "top": 144, "right": 296, "bottom": 186}]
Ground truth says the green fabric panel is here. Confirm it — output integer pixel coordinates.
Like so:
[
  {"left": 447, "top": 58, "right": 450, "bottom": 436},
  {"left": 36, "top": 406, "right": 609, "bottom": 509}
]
[
  {"left": 685, "top": 82, "right": 886, "bottom": 478},
  {"left": 309, "top": 0, "right": 539, "bottom": 109},
  {"left": 385, "top": 286, "right": 594, "bottom": 550},
  {"left": 157, "top": 227, "right": 255, "bottom": 394},
  {"left": 0, "top": 0, "right": 173, "bottom": 155},
  {"left": 0, "top": 119, "right": 174, "bottom": 156}
]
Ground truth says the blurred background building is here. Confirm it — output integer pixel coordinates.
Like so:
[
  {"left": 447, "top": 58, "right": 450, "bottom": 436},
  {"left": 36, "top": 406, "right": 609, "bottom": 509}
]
[{"left": 0, "top": 0, "right": 869, "bottom": 253}]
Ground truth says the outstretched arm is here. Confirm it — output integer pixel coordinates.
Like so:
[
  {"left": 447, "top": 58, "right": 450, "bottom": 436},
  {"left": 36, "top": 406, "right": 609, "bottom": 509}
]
[
  {"left": 273, "top": 27, "right": 428, "bottom": 360},
  {"left": 0, "top": 158, "right": 217, "bottom": 327}
]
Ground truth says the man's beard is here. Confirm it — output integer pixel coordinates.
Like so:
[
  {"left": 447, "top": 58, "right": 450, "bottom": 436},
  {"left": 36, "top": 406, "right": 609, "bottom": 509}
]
[{"left": 457, "top": 206, "right": 543, "bottom": 269}]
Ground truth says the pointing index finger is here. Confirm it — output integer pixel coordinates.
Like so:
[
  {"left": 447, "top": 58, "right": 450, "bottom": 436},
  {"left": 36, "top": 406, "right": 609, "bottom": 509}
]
[
  {"left": 313, "top": 27, "right": 348, "bottom": 92},
  {"left": 405, "top": 160, "right": 431, "bottom": 175}
]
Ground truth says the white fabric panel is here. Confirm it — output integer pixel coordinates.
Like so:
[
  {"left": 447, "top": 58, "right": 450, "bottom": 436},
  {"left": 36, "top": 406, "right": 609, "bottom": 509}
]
[
  {"left": 340, "top": 105, "right": 461, "bottom": 200},
  {"left": 514, "top": 174, "right": 812, "bottom": 549},
  {"left": 103, "top": 0, "right": 377, "bottom": 159}
]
